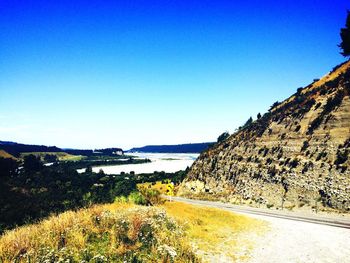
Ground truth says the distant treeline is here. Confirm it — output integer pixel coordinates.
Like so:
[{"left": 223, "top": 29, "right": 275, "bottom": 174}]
[
  {"left": 128, "top": 142, "right": 214, "bottom": 153},
  {"left": 0, "top": 141, "right": 123, "bottom": 157}
]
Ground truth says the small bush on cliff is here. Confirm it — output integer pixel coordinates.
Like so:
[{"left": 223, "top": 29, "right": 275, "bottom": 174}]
[
  {"left": 217, "top": 132, "right": 230, "bottom": 143},
  {"left": 335, "top": 149, "right": 348, "bottom": 165},
  {"left": 243, "top": 117, "right": 253, "bottom": 128},
  {"left": 301, "top": 141, "right": 309, "bottom": 151}
]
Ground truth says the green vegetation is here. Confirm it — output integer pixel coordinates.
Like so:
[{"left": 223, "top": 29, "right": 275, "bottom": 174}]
[
  {"left": 20, "top": 152, "right": 85, "bottom": 162},
  {"left": 0, "top": 154, "right": 189, "bottom": 234},
  {"left": 217, "top": 131, "right": 230, "bottom": 143}
]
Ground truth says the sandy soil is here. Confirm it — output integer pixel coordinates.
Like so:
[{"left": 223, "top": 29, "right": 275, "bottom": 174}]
[{"left": 243, "top": 213, "right": 350, "bottom": 263}]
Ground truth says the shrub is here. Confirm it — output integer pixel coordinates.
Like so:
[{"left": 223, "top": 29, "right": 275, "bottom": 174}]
[
  {"left": 301, "top": 141, "right": 309, "bottom": 151},
  {"left": 335, "top": 150, "right": 348, "bottom": 165},
  {"left": 128, "top": 191, "right": 148, "bottom": 205},
  {"left": 307, "top": 91, "right": 344, "bottom": 134},
  {"left": 269, "top": 101, "right": 280, "bottom": 111},
  {"left": 242, "top": 117, "right": 253, "bottom": 129},
  {"left": 217, "top": 132, "right": 230, "bottom": 143},
  {"left": 289, "top": 158, "right": 299, "bottom": 168},
  {"left": 138, "top": 187, "right": 164, "bottom": 205}
]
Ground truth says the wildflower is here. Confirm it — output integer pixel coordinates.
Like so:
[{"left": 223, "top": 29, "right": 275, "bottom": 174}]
[{"left": 158, "top": 244, "right": 177, "bottom": 259}]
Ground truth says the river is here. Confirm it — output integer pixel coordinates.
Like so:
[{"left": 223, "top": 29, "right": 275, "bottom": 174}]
[{"left": 77, "top": 153, "right": 199, "bottom": 175}]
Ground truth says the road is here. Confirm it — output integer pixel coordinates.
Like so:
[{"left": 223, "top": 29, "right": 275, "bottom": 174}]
[
  {"left": 169, "top": 196, "right": 350, "bottom": 229},
  {"left": 167, "top": 196, "right": 350, "bottom": 263}
]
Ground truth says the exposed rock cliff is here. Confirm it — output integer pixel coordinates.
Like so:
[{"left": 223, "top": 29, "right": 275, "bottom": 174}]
[{"left": 179, "top": 61, "right": 350, "bottom": 211}]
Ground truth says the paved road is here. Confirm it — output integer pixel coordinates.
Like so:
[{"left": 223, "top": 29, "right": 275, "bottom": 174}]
[
  {"left": 168, "top": 196, "right": 350, "bottom": 229},
  {"left": 167, "top": 196, "right": 350, "bottom": 262}
]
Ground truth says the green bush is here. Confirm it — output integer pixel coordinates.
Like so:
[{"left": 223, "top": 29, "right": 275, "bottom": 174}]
[
  {"left": 128, "top": 191, "right": 148, "bottom": 205},
  {"left": 139, "top": 187, "right": 164, "bottom": 206}
]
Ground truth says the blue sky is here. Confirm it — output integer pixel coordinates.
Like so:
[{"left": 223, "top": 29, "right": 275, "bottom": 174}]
[{"left": 0, "top": 0, "right": 349, "bottom": 149}]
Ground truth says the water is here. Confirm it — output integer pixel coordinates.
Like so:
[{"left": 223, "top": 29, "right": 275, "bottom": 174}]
[{"left": 77, "top": 153, "right": 199, "bottom": 175}]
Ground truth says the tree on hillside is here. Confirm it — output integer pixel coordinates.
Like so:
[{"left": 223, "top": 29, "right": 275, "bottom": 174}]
[
  {"left": 269, "top": 101, "right": 280, "bottom": 111},
  {"left": 243, "top": 117, "right": 253, "bottom": 128},
  {"left": 23, "top": 154, "right": 43, "bottom": 173},
  {"left": 257, "top": 113, "right": 261, "bottom": 119},
  {"left": 339, "top": 11, "right": 350, "bottom": 57},
  {"left": 217, "top": 132, "right": 230, "bottom": 143}
]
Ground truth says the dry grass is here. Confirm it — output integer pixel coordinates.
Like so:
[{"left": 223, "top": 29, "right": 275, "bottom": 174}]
[
  {"left": 0, "top": 203, "right": 128, "bottom": 261},
  {"left": 162, "top": 201, "right": 268, "bottom": 262},
  {"left": 0, "top": 202, "right": 198, "bottom": 262},
  {"left": 0, "top": 196, "right": 267, "bottom": 262},
  {"left": 274, "top": 60, "right": 350, "bottom": 112}
]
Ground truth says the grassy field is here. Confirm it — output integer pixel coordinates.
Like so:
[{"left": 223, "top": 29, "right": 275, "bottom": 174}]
[
  {"left": 20, "top": 152, "right": 85, "bottom": 162},
  {"left": 162, "top": 201, "right": 267, "bottom": 262}
]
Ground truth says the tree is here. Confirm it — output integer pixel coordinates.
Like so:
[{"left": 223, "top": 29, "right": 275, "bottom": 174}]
[
  {"left": 243, "top": 117, "right": 253, "bottom": 128},
  {"left": 23, "top": 154, "right": 43, "bottom": 173},
  {"left": 269, "top": 101, "right": 279, "bottom": 111},
  {"left": 339, "top": 11, "right": 350, "bottom": 57},
  {"left": 217, "top": 132, "right": 230, "bottom": 143},
  {"left": 0, "top": 157, "right": 18, "bottom": 177},
  {"left": 44, "top": 154, "right": 58, "bottom": 163},
  {"left": 85, "top": 165, "right": 93, "bottom": 173},
  {"left": 257, "top": 112, "right": 261, "bottom": 119}
]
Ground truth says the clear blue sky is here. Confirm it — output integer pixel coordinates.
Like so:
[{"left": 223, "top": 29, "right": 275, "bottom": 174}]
[{"left": 0, "top": 0, "right": 349, "bottom": 149}]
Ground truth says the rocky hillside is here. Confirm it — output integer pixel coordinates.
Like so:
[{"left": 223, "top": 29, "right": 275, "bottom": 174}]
[{"left": 179, "top": 61, "right": 350, "bottom": 212}]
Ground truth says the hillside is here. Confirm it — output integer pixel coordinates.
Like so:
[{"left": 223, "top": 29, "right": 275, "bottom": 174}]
[
  {"left": 0, "top": 141, "right": 61, "bottom": 157},
  {"left": 128, "top": 142, "right": 213, "bottom": 153},
  {"left": 179, "top": 61, "right": 350, "bottom": 212},
  {"left": 0, "top": 198, "right": 265, "bottom": 262},
  {"left": 0, "top": 150, "right": 16, "bottom": 160},
  {"left": 0, "top": 202, "right": 198, "bottom": 262},
  {"left": 0, "top": 141, "right": 123, "bottom": 158}
]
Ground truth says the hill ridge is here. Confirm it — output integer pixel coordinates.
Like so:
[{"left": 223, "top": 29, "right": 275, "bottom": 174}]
[{"left": 128, "top": 142, "right": 214, "bottom": 153}]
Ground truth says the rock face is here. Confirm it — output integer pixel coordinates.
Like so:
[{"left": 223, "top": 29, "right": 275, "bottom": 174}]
[{"left": 179, "top": 61, "right": 350, "bottom": 211}]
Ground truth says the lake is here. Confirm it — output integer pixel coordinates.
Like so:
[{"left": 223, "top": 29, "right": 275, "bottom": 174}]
[{"left": 77, "top": 153, "right": 199, "bottom": 174}]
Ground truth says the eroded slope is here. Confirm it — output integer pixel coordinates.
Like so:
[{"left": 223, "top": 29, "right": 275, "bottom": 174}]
[{"left": 179, "top": 61, "right": 350, "bottom": 211}]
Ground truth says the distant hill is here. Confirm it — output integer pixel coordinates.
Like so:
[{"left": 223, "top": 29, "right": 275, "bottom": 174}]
[
  {"left": 0, "top": 141, "right": 124, "bottom": 158},
  {"left": 0, "top": 141, "right": 61, "bottom": 157},
  {"left": 128, "top": 143, "right": 214, "bottom": 153},
  {"left": 179, "top": 60, "right": 350, "bottom": 212}
]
